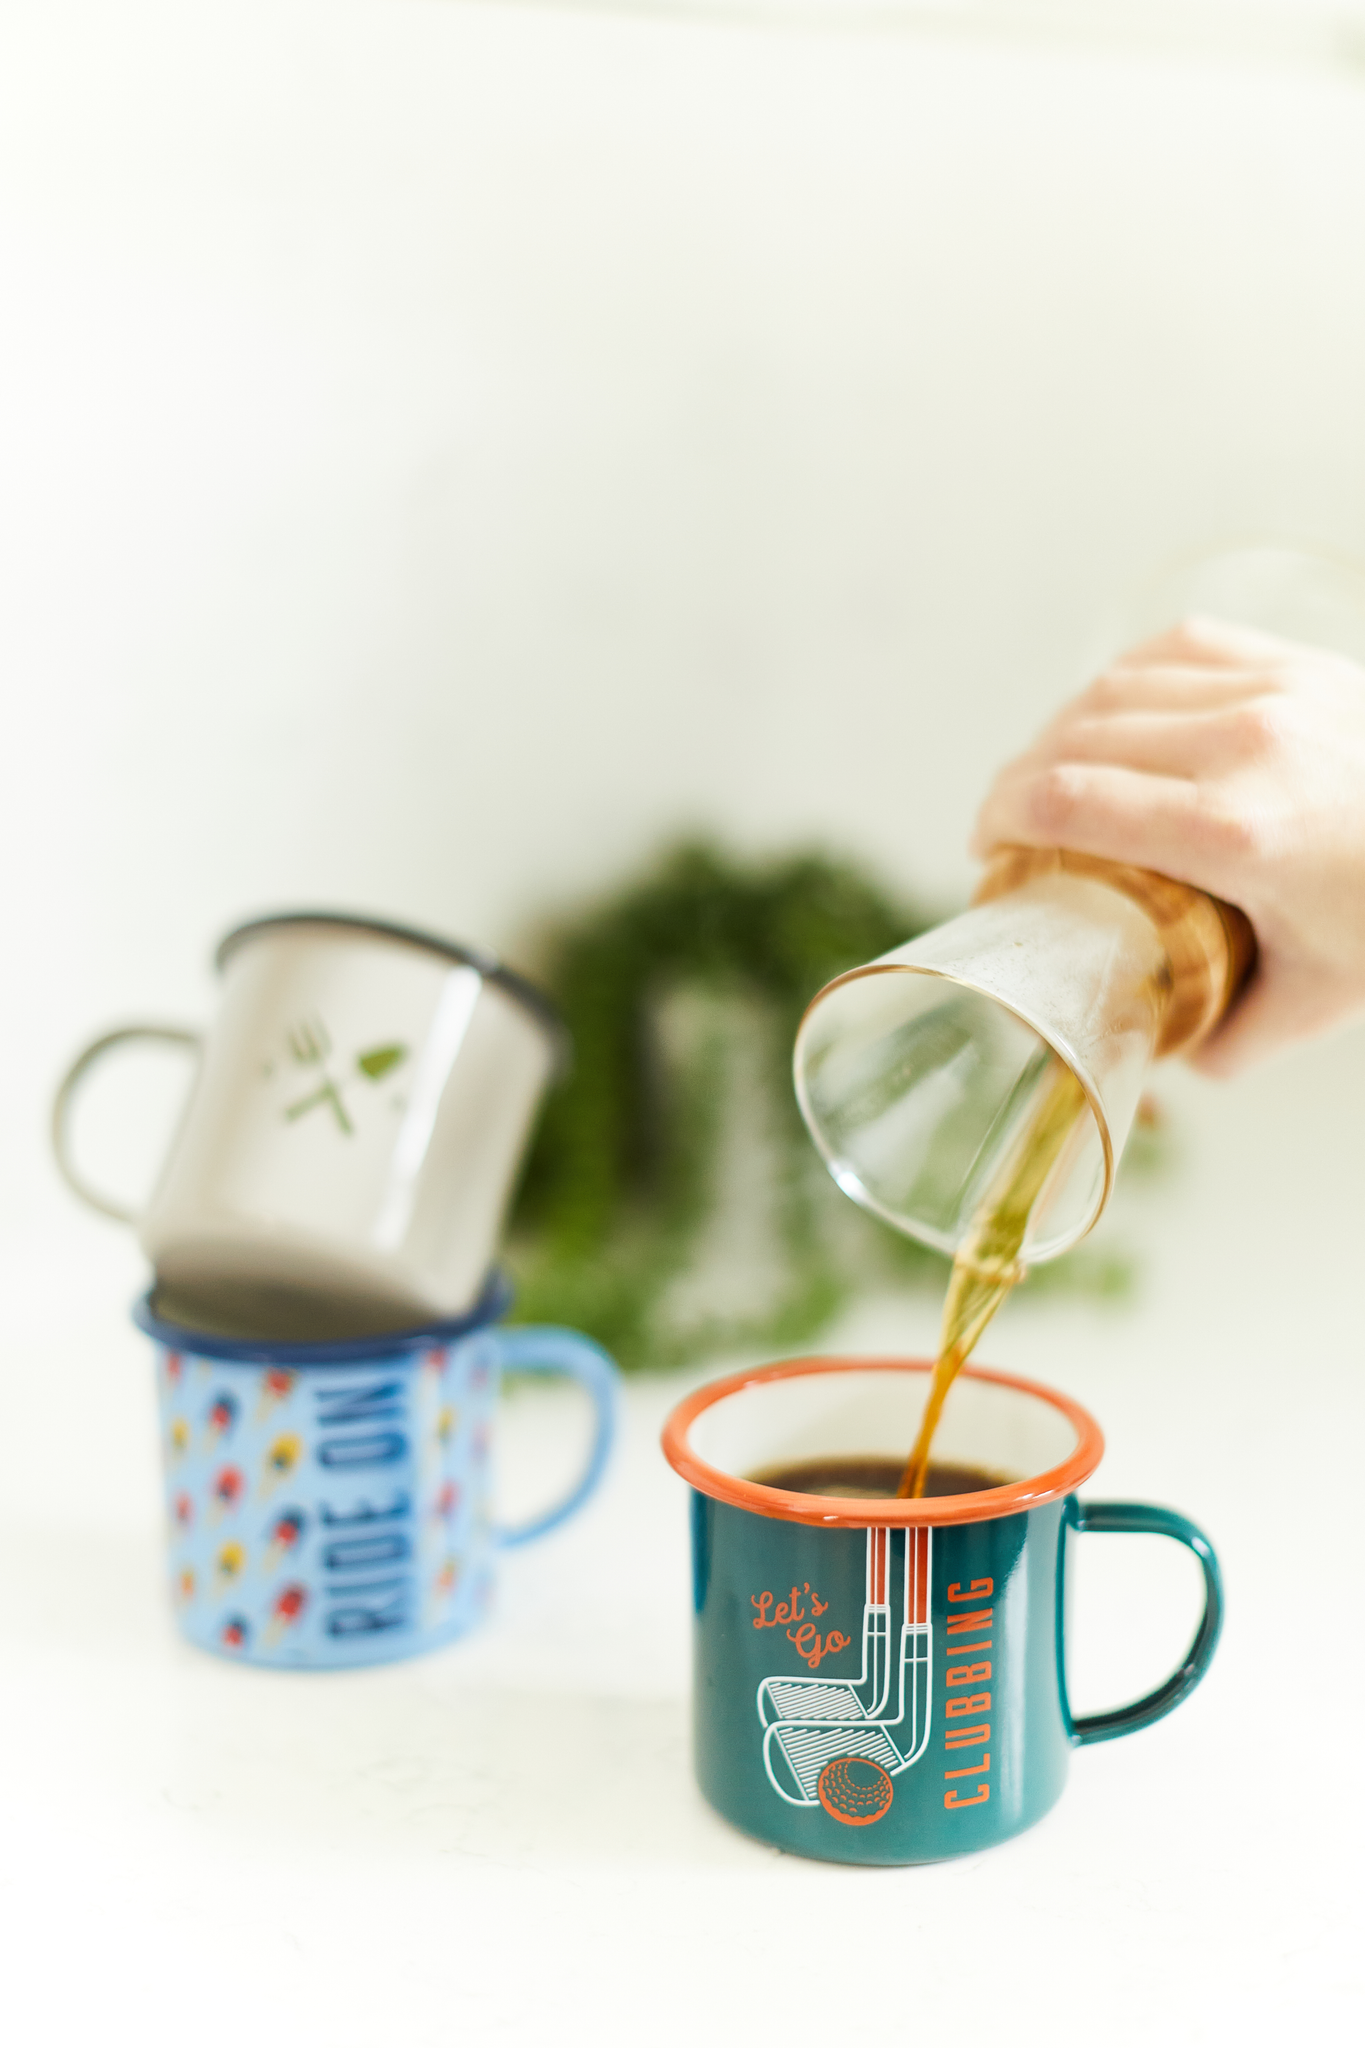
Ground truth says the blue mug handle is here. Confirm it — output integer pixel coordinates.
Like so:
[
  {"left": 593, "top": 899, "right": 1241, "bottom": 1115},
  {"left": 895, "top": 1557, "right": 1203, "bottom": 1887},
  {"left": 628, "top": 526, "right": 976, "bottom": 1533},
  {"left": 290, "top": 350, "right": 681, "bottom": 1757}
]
[
  {"left": 1062, "top": 1499, "right": 1224, "bottom": 1745},
  {"left": 489, "top": 1327, "right": 620, "bottom": 1549}
]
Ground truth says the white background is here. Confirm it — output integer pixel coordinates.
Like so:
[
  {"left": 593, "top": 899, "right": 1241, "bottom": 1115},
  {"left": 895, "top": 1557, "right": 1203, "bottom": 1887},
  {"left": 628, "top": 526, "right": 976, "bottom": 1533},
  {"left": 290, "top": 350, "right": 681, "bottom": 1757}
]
[{"left": 2, "top": 3, "right": 1364, "bottom": 2041}]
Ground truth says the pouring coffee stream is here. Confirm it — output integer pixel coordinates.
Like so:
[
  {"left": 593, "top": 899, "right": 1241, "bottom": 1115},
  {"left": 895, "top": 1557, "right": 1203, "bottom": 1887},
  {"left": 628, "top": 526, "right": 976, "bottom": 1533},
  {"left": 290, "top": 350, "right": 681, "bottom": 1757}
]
[
  {"left": 795, "top": 846, "right": 1257, "bottom": 1496},
  {"left": 896, "top": 1052, "right": 1087, "bottom": 1498}
]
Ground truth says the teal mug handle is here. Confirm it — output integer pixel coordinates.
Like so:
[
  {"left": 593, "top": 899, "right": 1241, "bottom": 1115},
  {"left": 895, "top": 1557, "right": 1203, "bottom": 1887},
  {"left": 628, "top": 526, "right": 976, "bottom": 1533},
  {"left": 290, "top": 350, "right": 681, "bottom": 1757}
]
[
  {"left": 1063, "top": 1499, "right": 1224, "bottom": 1746},
  {"left": 490, "top": 1327, "right": 620, "bottom": 1550}
]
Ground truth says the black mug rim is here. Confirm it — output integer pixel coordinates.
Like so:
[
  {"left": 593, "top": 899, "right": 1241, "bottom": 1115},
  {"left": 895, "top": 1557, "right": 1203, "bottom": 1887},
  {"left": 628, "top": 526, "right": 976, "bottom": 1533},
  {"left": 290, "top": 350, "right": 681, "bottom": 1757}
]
[{"left": 214, "top": 909, "right": 568, "bottom": 1065}]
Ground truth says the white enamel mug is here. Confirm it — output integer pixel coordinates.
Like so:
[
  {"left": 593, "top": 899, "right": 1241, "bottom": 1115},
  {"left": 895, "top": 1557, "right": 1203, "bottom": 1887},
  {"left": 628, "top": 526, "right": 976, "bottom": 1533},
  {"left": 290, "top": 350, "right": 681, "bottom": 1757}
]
[{"left": 53, "top": 913, "right": 567, "bottom": 1338}]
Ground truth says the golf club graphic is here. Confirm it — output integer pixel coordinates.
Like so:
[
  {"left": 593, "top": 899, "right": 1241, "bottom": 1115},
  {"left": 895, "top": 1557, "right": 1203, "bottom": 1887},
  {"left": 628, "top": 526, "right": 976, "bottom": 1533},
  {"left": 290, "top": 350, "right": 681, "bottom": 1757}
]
[{"left": 757, "top": 1525, "right": 932, "bottom": 1816}]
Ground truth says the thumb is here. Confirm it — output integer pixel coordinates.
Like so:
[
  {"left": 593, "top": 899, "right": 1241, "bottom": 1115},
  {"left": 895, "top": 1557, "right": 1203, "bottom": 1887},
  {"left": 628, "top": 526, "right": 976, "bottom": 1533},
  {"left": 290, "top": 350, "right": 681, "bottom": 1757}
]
[{"left": 1186, "top": 969, "right": 1340, "bottom": 1078}]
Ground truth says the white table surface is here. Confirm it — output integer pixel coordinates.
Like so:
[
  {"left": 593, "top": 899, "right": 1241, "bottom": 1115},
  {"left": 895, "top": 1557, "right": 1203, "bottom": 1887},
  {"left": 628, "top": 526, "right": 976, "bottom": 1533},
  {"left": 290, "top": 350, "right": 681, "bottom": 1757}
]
[
  {"left": 3, "top": 5, "right": 1365, "bottom": 2037},
  {"left": 3, "top": 1039, "right": 1364, "bottom": 2046}
]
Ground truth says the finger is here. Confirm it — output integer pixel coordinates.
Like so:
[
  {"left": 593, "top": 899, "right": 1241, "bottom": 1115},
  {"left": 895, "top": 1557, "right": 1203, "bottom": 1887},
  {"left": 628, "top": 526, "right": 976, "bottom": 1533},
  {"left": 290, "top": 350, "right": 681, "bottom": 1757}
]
[
  {"left": 1034, "top": 705, "right": 1283, "bottom": 781},
  {"left": 968, "top": 752, "right": 1068, "bottom": 852},
  {"left": 1119, "top": 615, "right": 1302, "bottom": 670},
  {"left": 1187, "top": 969, "right": 1324, "bottom": 1079},
  {"left": 1037, "top": 711, "right": 1217, "bottom": 779},
  {"left": 1186, "top": 977, "right": 1279, "bottom": 1078},
  {"left": 1188, "top": 951, "right": 1365, "bottom": 1077},
  {"left": 1074, "top": 663, "right": 1279, "bottom": 717},
  {"left": 970, "top": 759, "right": 1239, "bottom": 889}
]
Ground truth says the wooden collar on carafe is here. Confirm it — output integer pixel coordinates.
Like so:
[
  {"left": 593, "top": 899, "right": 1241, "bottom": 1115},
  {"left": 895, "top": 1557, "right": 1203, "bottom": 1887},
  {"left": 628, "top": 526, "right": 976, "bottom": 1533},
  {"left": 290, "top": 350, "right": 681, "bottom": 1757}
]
[{"left": 972, "top": 845, "right": 1257, "bottom": 1057}]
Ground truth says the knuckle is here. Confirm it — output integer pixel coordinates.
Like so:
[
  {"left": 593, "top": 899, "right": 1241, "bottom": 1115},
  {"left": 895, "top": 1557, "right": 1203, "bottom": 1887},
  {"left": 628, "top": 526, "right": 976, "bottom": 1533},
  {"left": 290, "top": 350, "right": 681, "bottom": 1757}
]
[
  {"left": 1084, "top": 670, "right": 1127, "bottom": 712},
  {"left": 1027, "top": 763, "right": 1088, "bottom": 836},
  {"left": 1226, "top": 701, "right": 1284, "bottom": 758},
  {"left": 1174, "top": 614, "right": 1233, "bottom": 659},
  {"left": 1197, "top": 794, "right": 1263, "bottom": 863}
]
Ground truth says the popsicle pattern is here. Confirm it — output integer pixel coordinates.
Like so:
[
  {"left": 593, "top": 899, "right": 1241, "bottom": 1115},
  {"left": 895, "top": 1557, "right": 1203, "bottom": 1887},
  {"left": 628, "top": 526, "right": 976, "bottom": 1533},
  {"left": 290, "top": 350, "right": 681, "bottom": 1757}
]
[{"left": 155, "top": 1332, "right": 500, "bottom": 1668}]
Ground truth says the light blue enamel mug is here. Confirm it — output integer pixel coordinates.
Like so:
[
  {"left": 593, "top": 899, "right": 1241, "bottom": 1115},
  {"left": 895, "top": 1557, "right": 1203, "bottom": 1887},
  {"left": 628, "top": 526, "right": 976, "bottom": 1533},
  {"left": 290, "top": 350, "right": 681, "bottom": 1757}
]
[{"left": 136, "top": 1275, "right": 618, "bottom": 1669}]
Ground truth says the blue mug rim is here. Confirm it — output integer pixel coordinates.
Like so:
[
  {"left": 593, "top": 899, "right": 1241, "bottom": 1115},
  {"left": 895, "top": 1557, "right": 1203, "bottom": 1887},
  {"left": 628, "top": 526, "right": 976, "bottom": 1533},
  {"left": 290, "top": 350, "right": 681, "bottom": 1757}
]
[{"left": 133, "top": 1269, "right": 514, "bottom": 1365}]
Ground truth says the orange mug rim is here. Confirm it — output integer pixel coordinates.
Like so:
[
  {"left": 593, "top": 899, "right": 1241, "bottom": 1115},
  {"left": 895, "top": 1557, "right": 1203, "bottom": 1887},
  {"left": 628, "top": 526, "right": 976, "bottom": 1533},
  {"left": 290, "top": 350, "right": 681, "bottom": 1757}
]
[{"left": 661, "top": 1355, "right": 1105, "bottom": 1528}]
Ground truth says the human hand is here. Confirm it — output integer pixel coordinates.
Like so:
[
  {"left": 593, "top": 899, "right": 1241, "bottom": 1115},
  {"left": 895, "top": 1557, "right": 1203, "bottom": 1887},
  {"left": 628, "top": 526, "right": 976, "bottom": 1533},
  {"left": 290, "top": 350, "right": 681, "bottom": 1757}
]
[{"left": 970, "top": 618, "right": 1365, "bottom": 1075}]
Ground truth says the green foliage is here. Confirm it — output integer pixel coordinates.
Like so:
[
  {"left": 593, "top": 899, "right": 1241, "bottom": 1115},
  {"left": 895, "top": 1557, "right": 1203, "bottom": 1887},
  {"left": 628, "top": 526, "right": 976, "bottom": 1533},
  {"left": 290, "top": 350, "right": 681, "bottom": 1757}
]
[{"left": 505, "top": 841, "right": 1140, "bottom": 1371}]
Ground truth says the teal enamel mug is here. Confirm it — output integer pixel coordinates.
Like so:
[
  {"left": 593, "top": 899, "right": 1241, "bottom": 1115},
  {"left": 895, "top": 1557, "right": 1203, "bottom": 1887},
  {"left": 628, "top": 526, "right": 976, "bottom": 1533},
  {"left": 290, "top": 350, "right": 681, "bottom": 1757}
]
[{"left": 663, "top": 1356, "right": 1222, "bottom": 1865}]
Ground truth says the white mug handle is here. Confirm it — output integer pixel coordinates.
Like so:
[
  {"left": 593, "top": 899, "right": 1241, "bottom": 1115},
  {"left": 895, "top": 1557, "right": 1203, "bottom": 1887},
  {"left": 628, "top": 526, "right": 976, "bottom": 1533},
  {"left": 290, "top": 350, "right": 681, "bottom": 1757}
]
[{"left": 51, "top": 1024, "right": 202, "bottom": 1223}]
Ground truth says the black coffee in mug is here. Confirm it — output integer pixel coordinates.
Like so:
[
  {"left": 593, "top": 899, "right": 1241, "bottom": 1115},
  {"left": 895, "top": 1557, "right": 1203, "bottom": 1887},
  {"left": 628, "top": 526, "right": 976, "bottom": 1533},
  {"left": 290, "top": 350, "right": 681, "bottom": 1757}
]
[{"left": 748, "top": 1455, "right": 1008, "bottom": 1500}]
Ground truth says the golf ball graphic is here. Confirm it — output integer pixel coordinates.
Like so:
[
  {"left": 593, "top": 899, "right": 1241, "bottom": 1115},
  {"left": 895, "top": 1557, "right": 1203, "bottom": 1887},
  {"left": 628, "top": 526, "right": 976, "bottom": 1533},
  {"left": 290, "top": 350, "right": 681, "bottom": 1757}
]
[{"left": 817, "top": 1756, "right": 894, "bottom": 1827}]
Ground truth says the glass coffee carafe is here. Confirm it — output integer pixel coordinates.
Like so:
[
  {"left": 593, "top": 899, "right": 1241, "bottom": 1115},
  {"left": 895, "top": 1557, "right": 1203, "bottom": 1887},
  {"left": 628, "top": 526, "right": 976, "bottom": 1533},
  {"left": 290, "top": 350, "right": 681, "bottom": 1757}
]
[{"left": 794, "top": 847, "right": 1255, "bottom": 1269}]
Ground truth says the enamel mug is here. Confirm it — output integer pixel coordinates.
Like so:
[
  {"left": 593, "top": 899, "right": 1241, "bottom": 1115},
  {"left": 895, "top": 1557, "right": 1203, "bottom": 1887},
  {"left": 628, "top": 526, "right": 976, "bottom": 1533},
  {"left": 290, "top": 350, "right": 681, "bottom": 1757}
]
[
  {"left": 141, "top": 1276, "right": 618, "bottom": 1668},
  {"left": 663, "top": 1356, "right": 1222, "bottom": 1866},
  {"left": 53, "top": 913, "right": 567, "bottom": 1337}
]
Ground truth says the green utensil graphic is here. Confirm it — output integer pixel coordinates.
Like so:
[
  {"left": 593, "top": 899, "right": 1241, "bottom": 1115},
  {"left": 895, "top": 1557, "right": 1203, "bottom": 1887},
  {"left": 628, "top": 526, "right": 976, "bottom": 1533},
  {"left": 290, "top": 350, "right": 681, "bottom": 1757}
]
[
  {"left": 280, "top": 1022, "right": 408, "bottom": 1135},
  {"left": 357, "top": 1044, "right": 406, "bottom": 1081}
]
